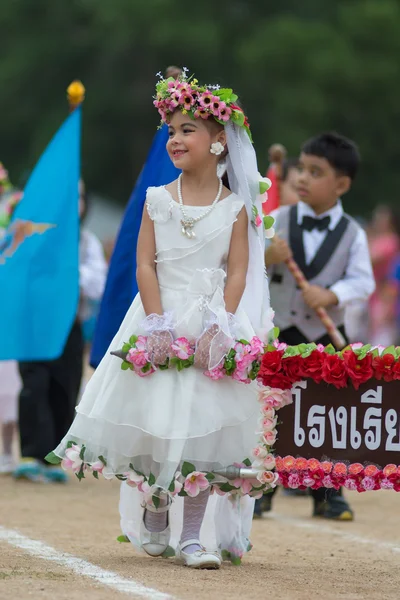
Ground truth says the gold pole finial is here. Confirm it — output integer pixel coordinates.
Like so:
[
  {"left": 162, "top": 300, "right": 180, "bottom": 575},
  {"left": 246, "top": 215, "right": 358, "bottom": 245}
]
[{"left": 67, "top": 80, "right": 85, "bottom": 111}]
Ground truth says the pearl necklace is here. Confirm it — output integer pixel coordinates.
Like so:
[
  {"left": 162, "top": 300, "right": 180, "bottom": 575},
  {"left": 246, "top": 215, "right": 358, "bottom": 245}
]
[{"left": 178, "top": 173, "right": 223, "bottom": 239}]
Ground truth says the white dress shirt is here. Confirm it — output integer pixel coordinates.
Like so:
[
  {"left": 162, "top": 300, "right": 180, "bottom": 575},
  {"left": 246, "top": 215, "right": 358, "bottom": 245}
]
[{"left": 269, "top": 201, "right": 375, "bottom": 307}]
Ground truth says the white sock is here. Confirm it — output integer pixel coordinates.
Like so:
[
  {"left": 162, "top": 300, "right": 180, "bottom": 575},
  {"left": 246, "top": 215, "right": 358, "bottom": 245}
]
[
  {"left": 180, "top": 489, "right": 210, "bottom": 554},
  {"left": 144, "top": 494, "right": 169, "bottom": 532}
]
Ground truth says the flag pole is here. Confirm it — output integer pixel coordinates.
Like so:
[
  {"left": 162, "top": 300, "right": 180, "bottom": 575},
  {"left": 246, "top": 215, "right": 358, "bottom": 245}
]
[{"left": 66, "top": 80, "right": 85, "bottom": 112}]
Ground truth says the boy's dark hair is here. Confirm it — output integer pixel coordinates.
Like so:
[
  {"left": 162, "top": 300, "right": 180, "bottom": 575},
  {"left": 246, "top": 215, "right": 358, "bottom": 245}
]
[{"left": 301, "top": 132, "right": 360, "bottom": 180}]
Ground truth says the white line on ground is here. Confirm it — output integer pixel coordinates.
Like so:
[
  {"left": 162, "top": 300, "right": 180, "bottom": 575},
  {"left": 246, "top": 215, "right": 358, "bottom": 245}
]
[
  {"left": 0, "top": 526, "right": 175, "bottom": 599},
  {"left": 270, "top": 512, "right": 400, "bottom": 554}
]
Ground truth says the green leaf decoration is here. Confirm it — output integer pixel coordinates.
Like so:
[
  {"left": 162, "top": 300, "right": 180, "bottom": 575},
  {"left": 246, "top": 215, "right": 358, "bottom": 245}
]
[
  {"left": 205, "top": 472, "right": 215, "bottom": 482},
  {"left": 148, "top": 472, "right": 156, "bottom": 486},
  {"left": 219, "top": 482, "right": 235, "bottom": 493},
  {"left": 263, "top": 215, "right": 275, "bottom": 230},
  {"left": 79, "top": 445, "right": 86, "bottom": 460},
  {"left": 161, "top": 546, "right": 176, "bottom": 559},
  {"left": 76, "top": 464, "right": 85, "bottom": 481},
  {"left": 260, "top": 181, "right": 272, "bottom": 195},
  {"left": 243, "top": 458, "right": 252, "bottom": 467},
  {"left": 122, "top": 343, "right": 131, "bottom": 353},
  {"left": 383, "top": 345, "right": 396, "bottom": 356},
  {"left": 178, "top": 489, "right": 188, "bottom": 497},
  {"left": 129, "top": 335, "right": 138, "bottom": 346},
  {"left": 99, "top": 455, "right": 107, "bottom": 466},
  {"left": 152, "top": 495, "right": 160, "bottom": 510},
  {"left": 44, "top": 451, "right": 62, "bottom": 465},
  {"left": 117, "top": 535, "right": 130, "bottom": 543},
  {"left": 66, "top": 440, "right": 77, "bottom": 449},
  {"left": 252, "top": 205, "right": 258, "bottom": 218},
  {"left": 324, "top": 344, "right": 336, "bottom": 355},
  {"left": 158, "top": 363, "right": 169, "bottom": 370},
  {"left": 168, "top": 480, "right": 175, "bottom": 493},
  {"left": 231, "top": 110, "right": 245, "bottom": 126},
  {"left": 129, "top": 464, "right": 145, "bottom": 477},
  {"left": 181, "top": 461, "right": 196, "bottom": 477},
  {"left": 93, "top": 470, "right": 99, "bottom": 480},
  {"left": 231, "top": 556, "right": 242, "bottom": 566},
  {"left": 238, "top": 338, "right": 250, "bottom": 345},
  {"left": 214, "top": 88, "right": 233, "bottom": 102},
  {"left": 221, "top": 550, "right": 231, "bottom": 561},
  {"left": 142, "top": 363, "right": 151, "bottom": 373},
  {"left": 115, "top": 474, "right": 127, "bottom": 481},
  {"left": 121, "top": 361, "right": 130, "bottom": 371}
]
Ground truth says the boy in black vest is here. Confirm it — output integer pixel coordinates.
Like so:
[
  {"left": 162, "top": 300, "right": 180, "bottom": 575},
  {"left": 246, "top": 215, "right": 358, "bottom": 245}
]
[{"left": 264, "top": 132, "right": 375, "bottom": 520}]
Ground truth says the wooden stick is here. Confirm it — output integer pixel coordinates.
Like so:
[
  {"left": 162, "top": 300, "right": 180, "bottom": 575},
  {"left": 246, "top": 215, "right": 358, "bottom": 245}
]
[{"left": 285, "top": 256, "right": 347, "bottom": 350}]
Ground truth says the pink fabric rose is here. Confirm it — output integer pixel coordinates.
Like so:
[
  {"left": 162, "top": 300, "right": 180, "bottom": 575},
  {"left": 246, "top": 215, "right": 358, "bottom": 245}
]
[
  {"left": 257, "top": 470, "right": 278, "bottom": 486},
  {"left": 204, "top": 366, "right": 224, "bottom": 380},
  {"left": 127, "top": 336, "right": 150, "bottom": 368},
  {"left": 263, "top": 431, "right": 277, "bottom": 446},
  {"left": 171, "top": 337, "right": 194, "bottom": 360},
  {"left": 61, "top": 444, "right": 83, "bottom": 473}
]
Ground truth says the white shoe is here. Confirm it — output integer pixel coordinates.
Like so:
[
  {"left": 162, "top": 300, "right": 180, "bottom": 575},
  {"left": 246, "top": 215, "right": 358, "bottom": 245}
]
[
  {"left": 0, "top": 455, "right": 16, "bottom": 474},
  {"left": 140, "top": 501, "right": 171, "bottom": 557},
  {"left": 176, "top": 539, "right": 222, "bottom": 569}
]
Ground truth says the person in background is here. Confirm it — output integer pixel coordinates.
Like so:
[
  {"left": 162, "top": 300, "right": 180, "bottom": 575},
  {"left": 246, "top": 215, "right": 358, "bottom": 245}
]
[
  {"left": 264, "top": 132, "right": 375, "bottom": 521},
  {"left": 279, "top": 157, "right": 300, "bottom": 207},
  {"left": 14, "top": 180, "right": 107, "bottom": 483},
  {"left": 0, "top": 363, "right": 20, "bottom": 474},
  {"left": 368, "top": 206, "right": 399, "bottom": 346}
]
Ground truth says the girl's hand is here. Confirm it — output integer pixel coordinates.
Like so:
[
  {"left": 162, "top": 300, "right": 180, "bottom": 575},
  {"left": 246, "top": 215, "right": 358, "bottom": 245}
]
[
  {"left": 194, "top": 325, "right": 232, "bottom": 370},
  {"left": 147, "top": 330, "right": 173, "bottom": 365}
]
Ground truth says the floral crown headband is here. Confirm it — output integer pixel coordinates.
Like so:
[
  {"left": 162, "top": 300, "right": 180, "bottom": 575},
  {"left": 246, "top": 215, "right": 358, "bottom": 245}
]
[
  {"left": 0, "top": 162, "right": 23, "bottom": 229},
  {"left": 154, "top": 68, "right": 252, "bottom": 141}
]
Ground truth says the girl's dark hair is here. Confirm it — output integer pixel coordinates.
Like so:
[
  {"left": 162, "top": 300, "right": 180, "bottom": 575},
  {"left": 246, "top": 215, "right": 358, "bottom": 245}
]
[
  {"left": 301, "top": 132, "right": 360, "bottom": 180},
  {"left": 281, "top": 157, "right": 299, "bottom": 182}
]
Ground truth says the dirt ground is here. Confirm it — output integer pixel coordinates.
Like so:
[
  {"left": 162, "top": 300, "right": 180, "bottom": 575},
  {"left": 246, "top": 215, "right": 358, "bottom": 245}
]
[{"left": 1, "top": 473, "right": 400, "bottom": 600}]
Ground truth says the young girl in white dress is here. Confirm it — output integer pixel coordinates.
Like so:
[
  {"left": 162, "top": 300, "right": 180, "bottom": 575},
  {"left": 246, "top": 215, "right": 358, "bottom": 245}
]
[{"left": 51, "top": 71, "right": 274, "bottom": 569}]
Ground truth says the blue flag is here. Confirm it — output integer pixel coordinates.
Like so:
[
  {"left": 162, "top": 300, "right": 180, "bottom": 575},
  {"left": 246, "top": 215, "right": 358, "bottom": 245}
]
[
  {"left": 0, "top": 107, "right": 81, "bottom": 360},
  {"left": 90, "top": 125, "right": 179, "bottom": 368}
]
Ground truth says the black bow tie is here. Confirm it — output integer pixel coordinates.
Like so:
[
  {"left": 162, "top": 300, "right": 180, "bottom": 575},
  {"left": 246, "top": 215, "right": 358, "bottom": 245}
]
[{"left": 301, "top": 215, "right": 331, "bottom": 232}]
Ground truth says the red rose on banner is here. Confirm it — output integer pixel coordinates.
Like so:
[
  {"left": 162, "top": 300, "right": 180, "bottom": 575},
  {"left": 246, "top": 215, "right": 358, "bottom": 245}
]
[
  {"left": 343, "top": 351, "right": 373, "bottom": 390},
  {"left": 282, "top": 355, "right": 304, "bottom": 382},
  {"left": 392, "top": 361, "right": 400, "bottom": 380},
  {"left": 372, "top": 354, "right": 395, "bottom": 382},
  {"left": 301, "top": 350, "right": 326, "bottom": 383},
  {"left": 321, "top": 354, "right": 348, "bottom": 389}
]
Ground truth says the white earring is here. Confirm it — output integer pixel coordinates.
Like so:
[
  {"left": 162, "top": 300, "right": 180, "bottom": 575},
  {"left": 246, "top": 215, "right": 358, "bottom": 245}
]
[{"left": 210, "top": 142, "right": 224, "bottom": 156}]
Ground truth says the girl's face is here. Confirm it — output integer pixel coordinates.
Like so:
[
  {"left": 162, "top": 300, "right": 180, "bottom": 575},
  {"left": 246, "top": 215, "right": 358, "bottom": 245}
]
[{"left": 167, "top": 110, "right": 225, "bottom": 171}]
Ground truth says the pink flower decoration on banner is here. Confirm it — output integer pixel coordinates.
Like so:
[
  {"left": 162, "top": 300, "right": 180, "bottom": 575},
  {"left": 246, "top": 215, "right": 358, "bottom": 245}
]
[
  {"left": 204, "top": 366, "right": 225, "bottom": 380},
  {"left": 288, "top": 474, "right": 301, "bottom": 488},
  {"left": 322, "top": 476, "right": 335, "bottom": 488},
  {"left": 232, "top": 476, "right": 253, "bottom": 495},
  {"left": 361, "top": 476, "right": 376, "bottom": 491},
  {"left": 171, "top": 337, "right": 194, "bottom": 360},
  {"left": 302, "top": 477, "right": 315, "bottom": 487},
  {"left": 344, "top": 478, "right": 358, "bottom": 491},
  {"left": 252, "top": 446, "right": 268, "bottom": 460},
  {"left": 184, "top": 471, "right": 210, "bottom": 497},
  {"left": 233, "top": 368, "right": 251, "bottom": 384},
  {"left": 258, "top": 388, "right": 292, "bottom": 410},
  {"left": 259, "top": 416, "right": 277, "bottom": 432},
  {"left": 261, "top": 405, "right": 276, "bottom": 419},
  {"left": 263, "top": 430, "right": 277, "bottom": 446},
  {"left": 257, "top": 470, "right": 278, "bottom": 486},
  {"left": 381, "top": 478, "right": 394, "bottom": 490},
  {"left": 61, "top": 445, "right": 84, "bottom": 473}
]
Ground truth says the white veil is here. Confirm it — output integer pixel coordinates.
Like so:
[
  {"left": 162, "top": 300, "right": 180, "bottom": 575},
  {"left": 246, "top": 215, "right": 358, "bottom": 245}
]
[{"left": 225, "top": 122, "right": 273, "bottom": 340}]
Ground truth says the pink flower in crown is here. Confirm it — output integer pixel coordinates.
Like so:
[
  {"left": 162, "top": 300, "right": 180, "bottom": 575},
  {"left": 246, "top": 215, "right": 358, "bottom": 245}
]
[
  {"left": 194, "top": 107, "right": 210, "bottom": 120},
  {"left": 179, "top": 92, "right": 195, "bottom": 111},
  {"left": 167, "top": 80, "right": 180, "bottom": 94},
  {"left": 176, "top": 81, "right": 191, "bottom": 93},
  {"left": 250, "top": 336, "right": 264, "bottom": 357},
  {"left": 218, "top": 105, "right": 232, "bottom": 122},
  {"left": 199, "top": 91, "right": 214, "bottom": 110},
  {"left": 361, "top": 476, "right": 376, "bottom": 491},
  {"left": 61, "top": 445, "right": 83, "bottom": 473},
  {"left": 210, "top": 97, "right": 222, "bottom": 117},
  {"left": 169, "top": 91, "right": 181, "bottom": 109},
  {"left": 204, "top": 366, "right": 224, "bottom": 380},
  {"left": 184, "top": 471, "right": 210, "bottom": 497},
  {"left": 0, "top": 165, "right": 8, "bottom": 180},
  {"left": 171, "top": 337, "right": 194, "bottom": 360}
]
